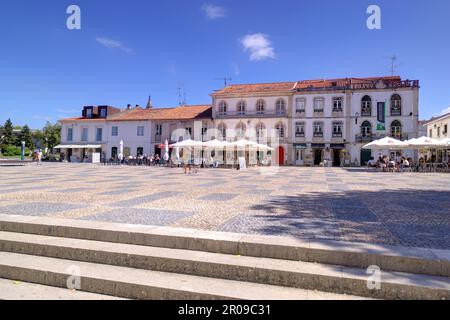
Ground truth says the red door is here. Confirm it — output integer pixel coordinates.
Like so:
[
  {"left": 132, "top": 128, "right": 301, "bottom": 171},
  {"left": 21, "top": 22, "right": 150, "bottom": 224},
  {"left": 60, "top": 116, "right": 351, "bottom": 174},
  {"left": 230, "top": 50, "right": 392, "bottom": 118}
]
[{"left": 277, "top": 146, "right": 285, "bottom": 166}]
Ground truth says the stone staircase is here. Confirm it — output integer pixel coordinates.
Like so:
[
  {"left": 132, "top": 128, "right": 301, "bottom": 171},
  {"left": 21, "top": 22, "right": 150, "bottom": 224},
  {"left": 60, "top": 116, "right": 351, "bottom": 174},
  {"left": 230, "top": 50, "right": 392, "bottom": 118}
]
[{"left": 0, "top": 214, "right": 448, "bottom": 300}]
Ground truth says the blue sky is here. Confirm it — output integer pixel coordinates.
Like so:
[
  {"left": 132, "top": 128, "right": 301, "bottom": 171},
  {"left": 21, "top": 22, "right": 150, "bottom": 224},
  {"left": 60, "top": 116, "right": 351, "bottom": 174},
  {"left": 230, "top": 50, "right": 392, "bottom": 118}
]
[{"left": 1, "top": 0, "right": 450, "bottom": 128}]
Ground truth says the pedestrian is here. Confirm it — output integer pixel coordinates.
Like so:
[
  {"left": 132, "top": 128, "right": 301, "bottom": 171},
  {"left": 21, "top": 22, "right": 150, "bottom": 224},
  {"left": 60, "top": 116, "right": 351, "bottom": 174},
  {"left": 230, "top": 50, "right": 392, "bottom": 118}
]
[{"left": 37, "top": 149, "right": 42, "bottom": 166}]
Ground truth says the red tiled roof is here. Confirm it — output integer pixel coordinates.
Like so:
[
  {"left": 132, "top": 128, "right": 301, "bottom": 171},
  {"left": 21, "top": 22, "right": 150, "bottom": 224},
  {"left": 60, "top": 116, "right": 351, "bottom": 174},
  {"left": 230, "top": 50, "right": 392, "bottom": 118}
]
[
  {"left": 213, "top": 76, "right": 403, "bottom": 95},
  {"left": 60, "top": 105, "right": 212, "bottom": 122}
]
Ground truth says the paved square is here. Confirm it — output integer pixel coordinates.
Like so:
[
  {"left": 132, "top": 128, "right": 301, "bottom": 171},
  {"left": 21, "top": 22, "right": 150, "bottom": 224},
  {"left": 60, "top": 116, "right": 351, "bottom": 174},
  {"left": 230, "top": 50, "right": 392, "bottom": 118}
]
[{"left": 0, "top": 163, "right": 449, "bottom": 249}]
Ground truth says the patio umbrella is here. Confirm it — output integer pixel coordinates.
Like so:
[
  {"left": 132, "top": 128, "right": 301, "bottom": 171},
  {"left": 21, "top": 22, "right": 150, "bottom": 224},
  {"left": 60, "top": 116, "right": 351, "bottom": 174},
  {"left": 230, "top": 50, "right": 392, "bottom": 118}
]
[
  {"left": 203, "top": 139, "right": 231, "bottom": 148},
  {"left": 229, "top": 139, "right": 260, "bottom": 148},
  {"left": 255, "top": 143, "right": 274, "bottom": 151},
  {"left": 407, "top": 136, "right": 441, "bottom": 149},
  {"left": 164, "top": 140, "right": 170, "bottom": 161},
  {"left": 437, "top": 137, "right": 450, "bottom": 148},
  {"left": 170, "top": 139, "right": 204, "bottom": 148},
  {"left": 362, "top": 137, "right": 408, "bottom": 150},
  {"left": 118, "top": 140, "right": 124, "bottom": 161}
]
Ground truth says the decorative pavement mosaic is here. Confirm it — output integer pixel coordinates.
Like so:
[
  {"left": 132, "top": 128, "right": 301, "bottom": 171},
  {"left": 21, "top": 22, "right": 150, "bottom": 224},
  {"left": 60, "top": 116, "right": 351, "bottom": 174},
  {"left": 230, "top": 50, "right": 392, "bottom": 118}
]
[{"left": 0, "top": 163, "right": 449, "bottom": 249}]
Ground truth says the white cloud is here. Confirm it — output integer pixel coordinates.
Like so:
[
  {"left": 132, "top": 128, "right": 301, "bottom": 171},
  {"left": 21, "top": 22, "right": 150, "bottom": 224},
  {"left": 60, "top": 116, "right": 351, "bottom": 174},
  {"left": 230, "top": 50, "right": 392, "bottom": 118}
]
[
  {"left": 231, "top": 63, "right": 240, "bottom": 76},
  {"left": 439, "top": 106, "right": 450, "bottom": 116},
  {"left": 32, "top": 115, "right": 53, "bottom": 121},
  {"left": 96, "top": 37, "right": 133, "bottom": 53},
  {"left": 240, "top": 33, "right": 275, "bottom": 61},
  {"left": 55, "top": 108, "right": 78, "bottom": 114},
  {"left": 201, "top": 4, "right": 226, "bottom": 19}
]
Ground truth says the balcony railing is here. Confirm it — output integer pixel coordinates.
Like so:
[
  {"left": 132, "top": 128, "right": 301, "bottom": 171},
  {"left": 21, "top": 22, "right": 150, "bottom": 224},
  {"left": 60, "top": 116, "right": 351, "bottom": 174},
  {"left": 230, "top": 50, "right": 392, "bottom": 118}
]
[
  {"left": 355, "top": 134, "right": 405, "bottom": 143},
  {"left": 313, "top": 109, "right": 324, "bottom": 113},
  {"left": 294, "top": 79, "right": 419, "bottom": 93},
  {"left": 361, "top": 110, "right": 372, "bottom": 117},
  {"left": 332, "top": 132, "right": 343, "bottom": 138},
  {"left": 295, "top": 132, "right": 305, "bottom": 137},
  {"left": 313, "top": 132, "right": 324, "bottom": 137},
  {"left": 215, "top": 110, "right": 286, "bottom": 118}
]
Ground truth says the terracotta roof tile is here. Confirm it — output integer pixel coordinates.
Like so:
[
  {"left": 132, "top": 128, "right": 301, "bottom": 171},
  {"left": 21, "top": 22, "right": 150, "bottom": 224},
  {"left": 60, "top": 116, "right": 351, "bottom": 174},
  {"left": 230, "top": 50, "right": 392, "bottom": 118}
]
[
  {"left": 213, "top": 76, "right": 403, "bottom": 95},
  {"left": 60, "top": 105, "right": 212, "bottom": 122}
]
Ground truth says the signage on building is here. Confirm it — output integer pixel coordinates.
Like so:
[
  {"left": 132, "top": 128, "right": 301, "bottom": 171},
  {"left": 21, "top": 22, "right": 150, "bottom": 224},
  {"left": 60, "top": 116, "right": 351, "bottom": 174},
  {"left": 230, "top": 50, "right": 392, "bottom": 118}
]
[{"left": 377, "top": 102, "right": 386, "bottom": 131}]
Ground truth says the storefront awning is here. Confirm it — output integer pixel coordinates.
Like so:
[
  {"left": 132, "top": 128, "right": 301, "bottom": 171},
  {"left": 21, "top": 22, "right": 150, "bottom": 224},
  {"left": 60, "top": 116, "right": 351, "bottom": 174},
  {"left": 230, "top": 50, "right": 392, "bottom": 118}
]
[{"left": 54, "top": 144, "right": 102, "bottom": 149}]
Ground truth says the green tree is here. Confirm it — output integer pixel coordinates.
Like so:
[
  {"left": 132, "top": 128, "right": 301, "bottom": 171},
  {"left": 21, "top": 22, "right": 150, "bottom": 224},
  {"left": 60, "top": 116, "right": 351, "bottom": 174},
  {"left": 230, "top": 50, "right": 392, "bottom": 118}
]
[
  {"left": 1, "top": 118, "right": 15, "bottom": 152},
  {"left": 2, "top": 119, "right": 14, "bottom": 145},
  {"left": 42, "top": 122, "right": 61, "bottom": 151},
  {"left": 20, "top": 125, "right": 34, "bottom": 150}
]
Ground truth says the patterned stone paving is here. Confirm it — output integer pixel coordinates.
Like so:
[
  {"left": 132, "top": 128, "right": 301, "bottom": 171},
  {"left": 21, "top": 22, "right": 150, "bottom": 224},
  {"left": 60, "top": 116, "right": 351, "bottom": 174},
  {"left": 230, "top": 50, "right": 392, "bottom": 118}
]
[{"left": 0, "top": 163, "right": 449, "bottom": 249}]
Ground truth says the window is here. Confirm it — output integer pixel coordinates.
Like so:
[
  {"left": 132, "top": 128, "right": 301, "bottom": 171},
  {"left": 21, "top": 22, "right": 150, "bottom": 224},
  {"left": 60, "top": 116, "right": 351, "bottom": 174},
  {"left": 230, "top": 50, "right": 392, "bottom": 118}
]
[
  {"left": 137, "top": 147, "right": 143, "bottom": 156},
  {"left": 275, "top": 122, "right": 285, "bottom": 138},
  {"left": 391, "top": 120, "right": 402, "bottom": 138},
  {"left": 81, "top": 128, "right": 88, "bottom": 141},
  {"left": 237, "top": 100, "right": 246, "bottom": 115},
  {"left": 218, "top": 123, "right": 227, "bottom": 140},
  {"left": 99, "top": 108, "right": 107, "bottom": 118},
  {"left": 137, "top": 126, "right": 144, "bottom": 136},
  {"left": 111, "top": 147, "right": 118, "bottom": 158},
  {"left": 96, "top": 128, "right": 103, "bottom": 141},
  {"left": 256, "top": 123, "right": 266, "bottom": 139},
  {"left": 275, "top": 99, "right": 286, "bottom": 115},
  {"left": 437, "top": 127, "right": 441, "bottom": 136},
  {"left": 332, "top": 97, "right": 343, "bottom": 112},
  {"left": 112, "top": 126, "right": 118, "bottom": 136},
  {"left": 86, "top": 108, "right": 93, "bottom": 118},
  {"left": 155, "top": 124, "right": 162, "bottom": 135},
  {"left": 314, "top": 98, "right": 324, "bottom": 112},
  {"left": 313, "top": 122, "right": 323, "bottom": 137},
  {"left": 361, "top": 121, "right": 372, "bottom": 137},
  {"left": 390, "top": 94, "right": 402, "bottom": 116},
  {"left": 218, "top": 101, "right": 227, "bottom": 115},
  {"left": 444, "top": 125, "right": 448, "bottom": 134},
  {"left": 332, "top": 122, "right": 343, "bottom": 137},
  {"left": 429, "top": 129, "right": 433, "bottom": 138},
  {"left": 67, "top": 128, "right": 73, "bottom": 142},
  {"left": 235, "top": 122, "right": 246, "bottom": 139},
  {"left": 201, "top": 127, "right": 208, "bottom": 139},
  {"left": 185, "top": 127, "right": 192, "bottom": 138},
  {"left": 256, "top": 99, "right": 265, "bottom": 114},
  {"left": 295, "top": 98, "right": 306, "bottom": 113},
  {"left": 295, "top": 122, "right": 305, "bottom": 137},
  {"left": 361, "top": 95, "right": 372, "bottom": 116}
]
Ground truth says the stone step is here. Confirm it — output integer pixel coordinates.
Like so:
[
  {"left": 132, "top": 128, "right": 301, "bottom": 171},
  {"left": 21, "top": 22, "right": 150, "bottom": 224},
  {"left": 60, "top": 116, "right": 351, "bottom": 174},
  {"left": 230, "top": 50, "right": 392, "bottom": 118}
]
[
  {"left": 0, "top": 278, "right": 125, "bottom": 300},
  {"left": 0, "top": 231, "right": 449, "bottom": 299},
  {"left": 1, "top": 214, "right": 449, "bottom": 277},
  {"left": 0, "top": 252, "right": 369, "bottom": 300}
]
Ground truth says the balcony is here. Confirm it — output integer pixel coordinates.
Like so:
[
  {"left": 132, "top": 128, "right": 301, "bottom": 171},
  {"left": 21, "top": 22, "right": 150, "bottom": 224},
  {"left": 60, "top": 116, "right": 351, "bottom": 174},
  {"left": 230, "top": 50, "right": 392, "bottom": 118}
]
[
  {"left": 313, "top": 132, "right": 324, "bottom": 138},
  {"left": 295, "top": 132, "right": 305, "bottom": 138},
  {"left": 355, "top": 134, "right": 406, "bottom": 143},
  {"left": 361, "top": 110, "right": 372, "bottom": 117},
  {"left": 332, "top": 132, "right": 343, "bottom": 138},
  {"left": 390, "top": 110, "right": 402, "bottom": 116},
  {"left": 215, "top": 110, "right": 286, "bottom": 119}
]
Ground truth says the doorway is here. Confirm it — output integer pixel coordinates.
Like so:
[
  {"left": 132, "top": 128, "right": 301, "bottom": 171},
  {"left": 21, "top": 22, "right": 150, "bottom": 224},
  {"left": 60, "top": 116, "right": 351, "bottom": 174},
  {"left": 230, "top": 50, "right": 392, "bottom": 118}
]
[
  {"left": 277, "top": 146, "right": 285, "bottom": 166},
  {"left": 360, "top": 149, "right": 372, "bottom": 166},
  {"left": 313, "top": 149, "right": 322, "bottom": 166},
  {"left": 332, "top": 149, "right": 341, "bottom": 167}
]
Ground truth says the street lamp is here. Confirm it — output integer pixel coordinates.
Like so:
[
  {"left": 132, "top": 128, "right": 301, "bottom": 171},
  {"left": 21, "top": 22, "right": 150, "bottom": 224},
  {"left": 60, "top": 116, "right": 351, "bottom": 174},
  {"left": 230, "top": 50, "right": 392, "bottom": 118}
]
[
  {"left": 20, "top": 141, "right": 25, "bottom": 161},
  {"left": 355, "top": 112, "right": 360, "bottom": 125}
]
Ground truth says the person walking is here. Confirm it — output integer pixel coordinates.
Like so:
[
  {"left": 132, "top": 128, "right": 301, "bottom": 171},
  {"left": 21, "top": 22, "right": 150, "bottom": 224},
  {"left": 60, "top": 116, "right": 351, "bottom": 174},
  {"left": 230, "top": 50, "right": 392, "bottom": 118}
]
[{"left": 37, "top": 148, "right": 43, "bottom": 166}]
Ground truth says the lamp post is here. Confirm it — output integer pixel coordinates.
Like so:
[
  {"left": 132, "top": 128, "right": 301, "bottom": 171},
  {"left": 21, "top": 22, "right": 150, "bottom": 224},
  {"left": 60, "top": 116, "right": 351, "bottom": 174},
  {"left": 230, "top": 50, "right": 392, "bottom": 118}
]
[
  {"left": 355, "top": 112, "right": 360, "bottom": 125},
  {"left": 20, "top": 141, "right": 25, "bottom": 161}
]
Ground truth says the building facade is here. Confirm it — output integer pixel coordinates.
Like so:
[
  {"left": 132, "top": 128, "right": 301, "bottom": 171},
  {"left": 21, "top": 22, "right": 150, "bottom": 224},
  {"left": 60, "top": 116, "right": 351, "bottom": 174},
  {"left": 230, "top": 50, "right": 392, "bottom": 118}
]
[
  {"left": 59, "top": 76, "right": 420, "bottom": 166},
  {"left": 211, "top": 76, "right": 420, "bottom": 166},
  {"left": 59, "top": 104, "right": 212, "bottom": 162}
]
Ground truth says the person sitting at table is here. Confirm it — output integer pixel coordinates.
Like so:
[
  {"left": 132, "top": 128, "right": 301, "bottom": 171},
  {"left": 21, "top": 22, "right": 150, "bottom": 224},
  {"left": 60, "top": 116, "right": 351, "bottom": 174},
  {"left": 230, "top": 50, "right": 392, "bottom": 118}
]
[{"left": 367, "top": 157, "right": 377, "bottom": 168}]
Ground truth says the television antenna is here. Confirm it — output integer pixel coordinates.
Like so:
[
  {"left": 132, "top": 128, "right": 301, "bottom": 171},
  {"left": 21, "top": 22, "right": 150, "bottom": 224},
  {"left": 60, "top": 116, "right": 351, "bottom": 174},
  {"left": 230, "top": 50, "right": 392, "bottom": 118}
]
[
  {"left": 385, "top": 55, "right": 398, "bottom": 76},
  {"left": 214, "top": 77, "right": 232, "bottom": 87},
  {"left": 177, "top": 82, "right": 187, "bottom": 106}
]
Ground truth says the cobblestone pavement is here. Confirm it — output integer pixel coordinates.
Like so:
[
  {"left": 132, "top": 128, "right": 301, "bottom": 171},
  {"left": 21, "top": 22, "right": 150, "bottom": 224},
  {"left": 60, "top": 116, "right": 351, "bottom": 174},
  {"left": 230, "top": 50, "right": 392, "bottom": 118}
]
[{"left": 0, "top": 163, "right": 449, "bottom": 249}]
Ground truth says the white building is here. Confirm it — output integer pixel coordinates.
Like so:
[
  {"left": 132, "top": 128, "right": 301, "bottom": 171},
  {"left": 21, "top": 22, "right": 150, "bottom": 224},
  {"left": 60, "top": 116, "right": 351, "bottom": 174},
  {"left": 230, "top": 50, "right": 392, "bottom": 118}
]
[
  {"left": 59, "top": 103, "right": 212, "bottom": 162},
  {"left": 424, "top": 111, "right": 450, "bottom": 163},
  {"left": 59, "top": 75, "right": 420, "bottom": 166},
  {"left": 211, "top": 76, "right": 420, "bottom": 166}
]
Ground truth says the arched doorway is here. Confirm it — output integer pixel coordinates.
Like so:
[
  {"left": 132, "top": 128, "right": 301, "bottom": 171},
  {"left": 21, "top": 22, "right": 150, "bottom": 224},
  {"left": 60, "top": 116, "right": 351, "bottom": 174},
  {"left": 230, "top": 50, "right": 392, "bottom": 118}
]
[{"left": 276, "top": 146, "right": 285, "bottom": 165}]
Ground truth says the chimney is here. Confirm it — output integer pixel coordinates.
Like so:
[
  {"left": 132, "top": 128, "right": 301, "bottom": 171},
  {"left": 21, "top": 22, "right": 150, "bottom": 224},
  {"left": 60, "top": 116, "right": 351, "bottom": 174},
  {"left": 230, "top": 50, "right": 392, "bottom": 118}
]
[
  {"left": 146, "top": 95, "right": 153, "bottom": 109},
  {"left": 135, "top": 104, "right": 140, "bottom": 108},
  {"left": 126, "top": 104, "right": 132, "bottom": 110}
]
